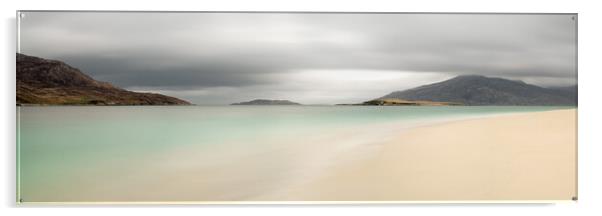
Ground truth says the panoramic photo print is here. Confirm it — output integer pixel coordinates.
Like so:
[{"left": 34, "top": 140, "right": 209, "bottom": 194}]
[{"left": 16, "top": 12, "right": 577, "bottom": 203}]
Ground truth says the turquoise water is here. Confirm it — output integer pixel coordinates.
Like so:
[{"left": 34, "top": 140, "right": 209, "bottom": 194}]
[{"left": 16, "top": 105, "right": 573, "bottom": 202}]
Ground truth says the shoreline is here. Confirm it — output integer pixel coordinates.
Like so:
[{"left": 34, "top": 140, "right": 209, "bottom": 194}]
[
  {"left": 257, "top": 109, "right": 577, "bottom": 201},
  {"left": 18, "top": 107, "right": 576, "bottom": 202}
]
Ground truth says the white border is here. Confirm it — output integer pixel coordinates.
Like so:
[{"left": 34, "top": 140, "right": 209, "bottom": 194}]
[{"left": 2, "top": 0, "right": 601, "bottom": 215}]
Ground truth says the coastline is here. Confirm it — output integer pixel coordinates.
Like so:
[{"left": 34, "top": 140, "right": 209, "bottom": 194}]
[
  {"left": 258, "top": 109, "right": 577, "bottom": 201},
  {"left": 17, "top": 107, "right": 576, "bottom": 202}
]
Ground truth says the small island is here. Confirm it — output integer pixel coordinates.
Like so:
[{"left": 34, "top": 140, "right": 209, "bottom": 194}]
[
  {"left": 231, "top": 99, "right": 301, "bottom": 105},
  {"left": 339, "top": 98, "right": 462, "bottom": 106}
]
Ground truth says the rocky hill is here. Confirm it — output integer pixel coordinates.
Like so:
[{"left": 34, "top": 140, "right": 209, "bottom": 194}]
[
  {"left": 380, "top": 75, "right": 577, "bottom": 106},
  {"left": 17, "top": 53, "right": 191, "bottom": 105}
]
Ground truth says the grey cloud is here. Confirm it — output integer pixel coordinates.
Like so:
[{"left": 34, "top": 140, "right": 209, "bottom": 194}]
[
  {"left": 56, "top": 55, "right": 277, "bottom": 88},
  {"left": 19, "top": 12, "right": 577, "bottom": 104}
]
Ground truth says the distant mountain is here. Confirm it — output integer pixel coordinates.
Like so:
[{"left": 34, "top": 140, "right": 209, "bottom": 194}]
[
  {"left": 548, "top": 85, "right": 578, "bottom": 102},
  {"left": 17, "top": 53, "right": 191, "bottom": 105},
  {"left": 380, "top": 75, "right": 577, "bottom": 106},
  {"left": 231, "top": 99, "right": 301, "bottom": 105}
]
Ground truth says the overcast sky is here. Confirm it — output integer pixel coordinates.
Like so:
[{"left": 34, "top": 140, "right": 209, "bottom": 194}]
[{"left": 19, "top": 12, "right": 577, "bottom": 105}]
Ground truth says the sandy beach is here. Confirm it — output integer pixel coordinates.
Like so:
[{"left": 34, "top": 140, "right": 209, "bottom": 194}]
[
  {"left": 261, "top": 109, "right": 577, "bottom": 201},
  {"left": 18, "top": 107, "right": 577, "bottom": 202}
]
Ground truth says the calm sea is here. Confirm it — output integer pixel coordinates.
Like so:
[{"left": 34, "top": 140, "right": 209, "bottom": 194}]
[{"left": 17, "top": 105, "right": 572, "bottom": 202}]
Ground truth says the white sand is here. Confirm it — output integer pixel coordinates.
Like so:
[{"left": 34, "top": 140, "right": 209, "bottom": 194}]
[{"left": 261, "top": 109, "right": 577, "bottom": 201}]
